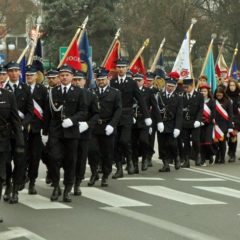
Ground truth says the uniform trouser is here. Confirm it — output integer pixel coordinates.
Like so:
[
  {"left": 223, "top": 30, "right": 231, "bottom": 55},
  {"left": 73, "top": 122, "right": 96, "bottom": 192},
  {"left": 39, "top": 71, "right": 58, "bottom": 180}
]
[
  {"left": 228, "top": 137, "right": 237, "bottom": 157},
  {"left": 27, "top": 132, "right": 42, "bottom": 181},
  {"left": 158, "top": 132, "right": 178, "bottom": 162},
  {"left": 75, "top": 139, "right": 89, "bottom": 184},
  {"left": 48, "top": 137, "right": 78, "bottom": 187},
  {"left": 41, "top": 141, "right": 51, "bottom": 174},
  {"left": 182, "top": 128, "right": 200, "bottom": 160},
  {"left": 215, "top": 136, "right": 227, "bottom": 162},
  {"left": 88, "top": 134, "right": 114, "bottom": 177},
  {"left": 0, "top": 152, "right": 8, "bottom": 181},
  {"left": 6, "top": 139, "right": 26, "bottom": 185},
  {"left": 148, "top": 122, "right": 157, "bottom": 158},
  {"left": 132, "top": 127, "right": 149, "bottom": 159},
  {"left": 115, "top": 124, "right": 132, "bottom": 163}
]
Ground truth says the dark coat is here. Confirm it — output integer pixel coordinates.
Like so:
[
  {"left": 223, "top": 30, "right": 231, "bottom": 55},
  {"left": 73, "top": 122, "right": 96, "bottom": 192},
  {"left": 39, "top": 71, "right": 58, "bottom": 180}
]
[
  {"left": 43, "top": 85, "right": 88, "bottom": 139},
  {"left": 157, "top": 90, "right": 183, "bottom": 133},
  {"left": 92, "top": 86, "right": 122, "bottom": 135},
  {"left": 0, "top": 88, "right": 24, "bottom": 152},
  {"left": 110, "top": 77, "right": 149, "bottom": 125}
]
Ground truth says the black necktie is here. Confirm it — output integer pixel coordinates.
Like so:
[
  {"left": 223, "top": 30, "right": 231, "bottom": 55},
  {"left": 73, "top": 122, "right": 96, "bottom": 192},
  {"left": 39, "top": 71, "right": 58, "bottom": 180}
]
[
  {"left": 63, "top": 86, "right": 67, "bottom": 98},
  {"left": 120, "top": 78, "right": 123, "bottom": 84},
  {"left": 100, "top": 88, "right": 103, "bottom": 94},
  {"left": 188, "top": 93, "right": 191, "bottom": 99},
  {"left": 167, "top": 93, "right": 170, "bottom": 99},
  {"left": 13, "top": 84, "right": 17, "bottom": 92}
]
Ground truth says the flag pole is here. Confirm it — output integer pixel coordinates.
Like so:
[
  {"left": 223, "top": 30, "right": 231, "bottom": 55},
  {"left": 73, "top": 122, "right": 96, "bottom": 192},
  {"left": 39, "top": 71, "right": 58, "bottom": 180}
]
[
  {"left": 17, "top": 44, "right": 30, "bottom": 64},
  {"left": 228, "top": 43, "right": 238, "bottom": 76},
  {"left": 214, "top": 36, "right": 228, "bottom": 68},
  {"left": 58, "top": 16, "right": 89, "bottom": 68},
  {"left": 200, "top": 33, "right": 217, "bottom": 77},
  {"left": 130, "top": 38, "right": 150, "bottom": 68},
  {"left": 27, "top": 24, "right": 40, "bottom": 65},
  {"left": 76, "top": 16, "right": 89, "bottom": 45},
  {"left": 188, "top": 18, "right": 197, "bottom": 79},
  {"left": 101, "top": 28, "right": 121, "bottom": 67},
  {"left": 150, "top": 38, "right": 165, "bottom": 72}
]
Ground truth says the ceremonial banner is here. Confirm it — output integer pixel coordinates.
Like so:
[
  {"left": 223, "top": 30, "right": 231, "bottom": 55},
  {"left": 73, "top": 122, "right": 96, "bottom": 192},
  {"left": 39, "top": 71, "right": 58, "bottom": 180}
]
[
  {"left": 79, "top": 31, "right": 94, "bottom": 86},
  {"left": 104, "top": 40, "right": 120, "bottom": 71},
  {"left": 215, "top": 54, "right": 228, "bottom": 79},
  {"left": 172, "top": 31, "right": 191, "bottom": 79},
  {"left": 204, "top": 49, "right": 217, "bottom": 92},
  {"left": 63, "top": 39, "right": 81, "bottom": 70}
]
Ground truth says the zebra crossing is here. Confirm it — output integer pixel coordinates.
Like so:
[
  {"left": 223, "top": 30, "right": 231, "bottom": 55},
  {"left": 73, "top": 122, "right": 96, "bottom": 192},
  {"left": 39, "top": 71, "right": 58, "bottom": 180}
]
[{"left": 13, "top": 176, "right": 240, "bottom": 210}]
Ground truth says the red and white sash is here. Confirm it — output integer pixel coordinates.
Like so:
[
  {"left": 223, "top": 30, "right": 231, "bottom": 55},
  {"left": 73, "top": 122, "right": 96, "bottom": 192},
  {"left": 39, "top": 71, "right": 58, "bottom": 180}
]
[
  {"left": 215, "top": 100, "right": 229, "bottom": 121},
  {"left": 213, "top": 123, "right": 224, "bottom": 141},
  {"left": 203, "top": 103, "right": 211, "bottom": 119},
  {"left": 33, "top": 99, "right": 43, "bottom": 121}
]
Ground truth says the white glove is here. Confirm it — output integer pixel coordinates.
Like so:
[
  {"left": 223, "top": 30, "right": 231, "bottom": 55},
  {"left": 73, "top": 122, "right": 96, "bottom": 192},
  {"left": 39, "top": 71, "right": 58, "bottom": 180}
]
[
  {"left": 228, "top": 128, "right": 233, "bottom": 133},
  {"left": 42, "top": 135, "right": 48, "bottom": 146},
  {"left": 157, "top": 122, "right": 164, "bottom": 133},
  {"left": 18, "top": 110, "right": 25, "bottom": 119},
  {"left": 105, "top": 125, "right": 114, "bottom": 136},
  {"left": 149, "top": 127, "right": 152, "bottom": 135},
  {"left": 133, "top": 117, "right": 136, "bottom": 124},
  {"left": 144, "top": 118, "right": 152, "bottom": 126},
  {"left": 194, "top": 121, "right": 201, "bottom": 128},
  {"left": 62, "top": 118, "right": 73, "bottom": 128},
  {"left": 79, "top": 122, "right": 89, "bottom": 133},
  {"left": 173, "top": 129, "right": 180, "bottom": 138}
]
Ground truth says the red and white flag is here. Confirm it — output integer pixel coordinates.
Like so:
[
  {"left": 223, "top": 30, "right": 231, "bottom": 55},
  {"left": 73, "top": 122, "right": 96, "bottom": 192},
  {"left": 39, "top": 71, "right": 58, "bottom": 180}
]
[{"left": 215, "top": 54, "right": 228, "bottom": 79}]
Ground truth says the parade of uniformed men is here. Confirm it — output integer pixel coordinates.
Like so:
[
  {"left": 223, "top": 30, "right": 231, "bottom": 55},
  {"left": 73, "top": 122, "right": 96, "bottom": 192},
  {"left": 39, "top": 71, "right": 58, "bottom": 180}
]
[{"left": 1, "top": 2, "right": 240, "bottom": 239}]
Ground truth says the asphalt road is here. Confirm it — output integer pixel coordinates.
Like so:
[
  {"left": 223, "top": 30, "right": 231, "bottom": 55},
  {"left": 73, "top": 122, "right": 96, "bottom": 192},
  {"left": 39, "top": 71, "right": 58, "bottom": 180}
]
[{"left": 1, "top": 153, "right": 240, "bottom": 240}]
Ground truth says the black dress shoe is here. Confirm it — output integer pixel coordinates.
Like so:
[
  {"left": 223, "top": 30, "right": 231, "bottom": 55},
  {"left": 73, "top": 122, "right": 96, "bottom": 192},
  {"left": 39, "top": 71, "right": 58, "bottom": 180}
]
[
  {"left": 73, "top": 185, "right": 82, "bottom": 196},
  {"left": 0, "top": 216, "right": 3, "bottom": 223},
  {"left": 45, "top": 171, "right": 52, "bottom": 184},
  {"left": 147, "top": 158, "right": 153, "bottom": 167},
  {"left": 9, "top": 192, "right": 18, "bottom": 204},
  {"left": 28, "top": 183, "right": 37, "bottom": 195},
  {"left": 174, "top": 157, "right": 181, "bottom": 170},
  {"left": 88, "top": 175, "right": 99, "bottom": 186},
  {"left": 3, "top": 184, "right": 12, "bottom": 202},
  {"left": 159, "top": 165, "right": 170, "bottom": 172},
  {"left": 181, "top": 159, "right": 190, "bottom": 168},
  {"left": 50, "top": 186, "right": 61, "bottom": 202},
  {"left": 112, "top": 164, "right": 123, "bottom": 179},
  {"left": 141, "top": 158, "right": 148, "bottom": 171},
  {"left": 101, "top": 178, "right": 108, "bottom": 187},
  {"left": 63, "top": 186, "right": 72, "bottom": 202}
]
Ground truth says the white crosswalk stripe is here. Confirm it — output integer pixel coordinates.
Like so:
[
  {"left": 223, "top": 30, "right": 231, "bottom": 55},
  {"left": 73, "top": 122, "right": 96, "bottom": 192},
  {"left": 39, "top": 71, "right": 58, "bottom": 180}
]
[
  {"left": 129, "top": 186, "right": 226, "bottom": 205},
  {"left": 176, "top": 178, "right": 225, "bottom": 182},
  {"left": 194, "top": 186, "right": 240, "bottom": 199},
  {"left": 19, "top": 189, "right": 71, "bottom": 209},
  {"left": 81, "top": 187, "right": 151, "bottom": 207}
]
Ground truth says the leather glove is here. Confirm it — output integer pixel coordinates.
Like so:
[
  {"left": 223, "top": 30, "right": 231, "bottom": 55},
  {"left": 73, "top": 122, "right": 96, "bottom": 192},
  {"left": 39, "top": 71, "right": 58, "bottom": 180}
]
[
  {"left": 79, "top": 122, "right": 89, "bottom": 133},
  {"left": 144, "top": 118, "right": 152, "bottom": 126},
  {"left": 157, "top": 122, "right": 164, "bottom": 133},
  {"left": 105, "top": 125, "right": 114, "bottom": 136},
  {"left": 194, "top": 121, "right": 201, "bottom": 128},
  {"left": 133, "top": 117, "right": 136, "bottom": 124},
  {"left": 149, "top": 127, "right": 152, "bottom": 135},
  {"left": 62, "top": 118, "right": 73, "bottom": 128},
  {"left": 173, "top": 129, "right": 180, "bottom": 138}
]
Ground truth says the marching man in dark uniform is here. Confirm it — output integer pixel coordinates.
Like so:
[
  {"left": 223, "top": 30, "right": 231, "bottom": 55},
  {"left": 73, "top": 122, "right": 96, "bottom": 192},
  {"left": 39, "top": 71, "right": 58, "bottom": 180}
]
[
  {"left": 157, "top": 77, "right": 183, "bottom": 172},
  {"left": 72, "top": 70, "right": 99, "bottom": 195},
  {"left": 25, "top": 65, "right": 48, "bottom": 194},
  {"left": 4, "top": 61, "right": 33, "bottom": 204},
  {"left": 0, "top": 65, "right": 8, "bottom": 88},
  {"left": 145, "top": 71, "right": 159, "bottom": 167},
  {"left": 132, "top": 73, "right": 162, "bottom": 173},
  {"left": 181, "top": 78, "right": 204, "bottom": 168},
  {"left": 0, "top": 87, "right": 24, "bottom": 222},
  {"left": 43, "top": 64, "right": 87, "bottom": 202},
  {"left": 110, "top": 58, "right": 151, "bottom": 178},
  {"left": 88, "top": 68, "right": 122, "bottom": 187}
]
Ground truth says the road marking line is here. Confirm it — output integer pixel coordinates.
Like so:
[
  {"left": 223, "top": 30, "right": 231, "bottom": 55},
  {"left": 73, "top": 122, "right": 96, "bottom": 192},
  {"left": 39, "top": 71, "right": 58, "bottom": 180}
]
[
  {"left": 102, "top": 207, "right": 222, "bottom": 240},
  {"left": 176, "top": 178, "right": 225, "bottom": 182},
  {"left": 81, "top": 187, "right": 151, "bottom": 207},
  {"left": 118, "top": 177, "right": 164, "bottom": 181},
  {"left": 194, "top": 186, "right": 240, "bottom": 199},
  {"left": 184, "top": 167, "right": 240, "bottom": 183},
  {"left": 129, "top": 186, "right": 226, "bottom": 205},
  {"left": 19, "top": 189, "right": 72, "bottom": 209},
  {"left": 0, "top": 227, "right": 46, "bottom": 240}
]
